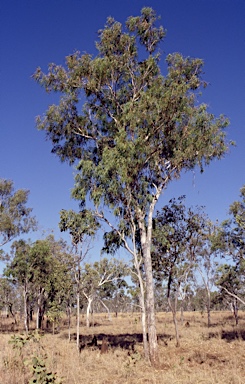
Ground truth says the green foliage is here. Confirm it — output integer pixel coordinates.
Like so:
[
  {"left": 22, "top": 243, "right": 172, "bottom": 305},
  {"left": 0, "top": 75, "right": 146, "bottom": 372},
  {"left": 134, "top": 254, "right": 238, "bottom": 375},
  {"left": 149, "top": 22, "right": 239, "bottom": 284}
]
[
  {"left": 4, "top": 236, "right": 74, "bottom": 331},
  {"left": 214, "top": 185, "right": 245, "bottom": 260},
  {"left": 0, "top": 179, "right": 37, "bottom": 247},
  {"left": 28, "top": 355, "right": 62, "bottom": 384},
  {"left": 59, "top": 209, "right": 99, "bottom": 247},
  {"left": 152, "top": 196, "right": 206, "bottom": 284},
  {"left": 34, "top": 8, "right": 229, "bottom": 216},
  {"left": 213, "top": 186, "right": 245, "bottom": 307},
  {"left": 9, "top": 332, "right": 62, "bottom": 384}
]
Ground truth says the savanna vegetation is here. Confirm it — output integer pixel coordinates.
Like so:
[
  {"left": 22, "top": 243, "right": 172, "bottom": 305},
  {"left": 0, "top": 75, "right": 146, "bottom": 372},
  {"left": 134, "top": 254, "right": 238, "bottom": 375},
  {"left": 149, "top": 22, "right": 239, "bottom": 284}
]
[
  {"left": 0, "top": 7, "right": 244, "bottom": 384},
  {"left": 0, "top": 311, "right": 245, "bottom": 384}
]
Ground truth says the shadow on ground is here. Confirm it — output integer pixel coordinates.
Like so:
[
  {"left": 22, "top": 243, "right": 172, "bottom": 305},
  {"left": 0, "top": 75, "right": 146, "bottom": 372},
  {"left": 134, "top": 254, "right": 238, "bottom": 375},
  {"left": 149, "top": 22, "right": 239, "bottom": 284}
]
[
  {"left": 60, "top": 332, "right": 173, "bottom": 352},
  {"left": 207, "top": 329, "right": 245, "bottom": 342}
]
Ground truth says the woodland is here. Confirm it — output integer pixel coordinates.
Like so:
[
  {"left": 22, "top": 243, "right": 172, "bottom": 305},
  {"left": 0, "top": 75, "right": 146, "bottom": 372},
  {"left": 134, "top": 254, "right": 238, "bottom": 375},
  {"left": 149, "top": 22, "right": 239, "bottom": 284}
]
[{"left": 0, "top": 7, "right": 244, "bottom": 383}]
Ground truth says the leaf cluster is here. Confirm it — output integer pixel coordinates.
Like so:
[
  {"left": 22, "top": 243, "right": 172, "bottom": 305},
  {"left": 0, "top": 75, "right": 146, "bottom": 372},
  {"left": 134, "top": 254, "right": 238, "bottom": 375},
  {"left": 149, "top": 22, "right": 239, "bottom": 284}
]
[{"left": 0, "top": 179, "right": 37, "bottom": 247}]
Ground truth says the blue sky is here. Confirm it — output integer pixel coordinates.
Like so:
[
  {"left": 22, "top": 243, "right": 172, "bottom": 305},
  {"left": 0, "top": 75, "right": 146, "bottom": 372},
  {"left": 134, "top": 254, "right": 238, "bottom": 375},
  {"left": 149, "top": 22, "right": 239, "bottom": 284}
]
[{"left": 0, "top": 0, "right": 244, "bottom": 261}]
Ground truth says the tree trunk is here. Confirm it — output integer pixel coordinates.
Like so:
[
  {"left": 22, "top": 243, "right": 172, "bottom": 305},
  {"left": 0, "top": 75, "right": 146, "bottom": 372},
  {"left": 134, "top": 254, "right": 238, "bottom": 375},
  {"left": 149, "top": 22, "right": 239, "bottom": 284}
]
[
  {"left": 139, "top": 289, "right": 149, "bottom": 360},
  {"left": 23, "top": 286, "right": 29, "bottom": 333},
  {"left": 143, "top": 245, "right": 158, "bottom": 365},
  {"left": 168, "top": 296, "right": 180, "bottom": 347},
  {"left": 133, "top": 246, "right": 149, "bottom": 360},
  {"left": 180, "top": 302, "right": 184, "bottom": 326},
  {"left": 100, "top": 300, "right": 112, "bottom": 321},
  {"left": 66, "top": 304, "right": 71, "bottom": 342},
  {"left": 207, "top": 290, "right": 211, "bottom": 327},
  {"left": 86, "top": 296, "right": 93, "bottom": 328},
  {"left": 138, "top": 209, "right": 159, "bottom": 366},
  {"left": 232, "top": 299, "right": 239, "bottom": 326},
  {"left": 76, "top": 271, "right": 80, "bottom": 352},
  {"left": 36, "top": 288, "right": 45, "bottom": 330}
]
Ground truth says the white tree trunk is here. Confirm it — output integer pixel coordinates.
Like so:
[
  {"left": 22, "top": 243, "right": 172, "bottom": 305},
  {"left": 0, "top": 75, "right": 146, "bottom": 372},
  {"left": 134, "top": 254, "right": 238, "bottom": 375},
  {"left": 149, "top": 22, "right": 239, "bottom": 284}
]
[{"left": 86, "top": 296, "right": 93, "bottom": 328}]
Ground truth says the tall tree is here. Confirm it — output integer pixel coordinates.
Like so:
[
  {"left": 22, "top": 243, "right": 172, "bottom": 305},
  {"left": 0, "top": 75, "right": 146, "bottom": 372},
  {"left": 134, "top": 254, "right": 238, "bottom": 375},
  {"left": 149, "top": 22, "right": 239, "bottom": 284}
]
[
  {"left": 34, "top": 8, "right": 229, "bottom": 364},
  {"left": 0, "top": 179, "right": 37, "bottom": 247}
]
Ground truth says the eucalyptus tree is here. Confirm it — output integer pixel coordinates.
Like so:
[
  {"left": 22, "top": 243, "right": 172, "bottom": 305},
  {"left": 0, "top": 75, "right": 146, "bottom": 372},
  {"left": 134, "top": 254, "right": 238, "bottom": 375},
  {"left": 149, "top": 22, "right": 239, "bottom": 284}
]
[
  {"left": 4, "top": 239, "right": 33, "bottom": 332},
  {"left": 59, "top": 209, "right": 99, "bottom": 350},
  {"left": 152, "top": 197, "right": 206, "bottom": 346},
  {"left": 81, "top": 258, "right": 127, "bottom": 327},
  {"left": 0, "top": 277, "right": 20, "bottom": 322},
  {"left": 214, "top": 186, "right": 245, "bottom": 321},
  {"left": 4, "top": 237, "right": 70, "bottom": 332},
  {"left": 195, "top": 220, "right": 220, "bottom": 327},
  {"left": 46, "top": 235, "right": 75, "bottom": 340},
  {"left": 216, "top": 263, "right": 245, "bottom": 325},
  {"left": 34, "top": 8, "right": 229, "bottom": 364},
  {"left": 0, "top": 179, "right": 37, "bottom": 248},
  {"left": 217, "top": 185, "right": 245, "bottom": 262}
]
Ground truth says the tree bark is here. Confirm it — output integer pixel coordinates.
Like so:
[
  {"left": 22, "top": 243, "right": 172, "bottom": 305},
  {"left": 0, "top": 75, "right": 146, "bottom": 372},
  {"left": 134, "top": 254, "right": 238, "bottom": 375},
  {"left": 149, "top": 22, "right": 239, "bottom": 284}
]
[
  {"left": 76, "top": 267, "right": 81, "bottom": 352},
  {"left": 168, "top": 294, "right": 180, "bottom": 347},
  {"left": 23, "top": 285, "right": 29, "bottom": 333},
  {"left": 207, "top": 290, "right": 211, "bottom": 327},
  {"left": 86, "top": 296, "right": 93, "bottom": 328},
  {"left": 139, "top": 211, "right": 159, "bottom": 366}
]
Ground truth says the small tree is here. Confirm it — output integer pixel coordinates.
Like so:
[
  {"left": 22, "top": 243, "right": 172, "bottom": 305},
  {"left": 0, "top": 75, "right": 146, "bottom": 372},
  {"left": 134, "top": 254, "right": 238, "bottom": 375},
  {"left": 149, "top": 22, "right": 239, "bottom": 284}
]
[
  {"left": 0, "top": 179, "right": 37, "bottom": 247},
  {"left": 59, "top": 209, "right": 99, "bottom": 351},
  {"left": 0, "top": 277, "right": 20, "bottom": 322},
  {"left": 81, "top": 258, "right": 127, "bottom": 327},
  {"left": 152, "top": 197, "right": 205, "bottom": 346},
  {"left": 216, "top": 263, "right": 245, "bottom": 325},
  {"left": 214, "top": 185, "right": 245, "bottom": 318},
  {"left": 4, "top": 240, "right": 33, "bottom": 332},
  {"left": 195, "top": 220, "right": 220, "bottom": 327}
]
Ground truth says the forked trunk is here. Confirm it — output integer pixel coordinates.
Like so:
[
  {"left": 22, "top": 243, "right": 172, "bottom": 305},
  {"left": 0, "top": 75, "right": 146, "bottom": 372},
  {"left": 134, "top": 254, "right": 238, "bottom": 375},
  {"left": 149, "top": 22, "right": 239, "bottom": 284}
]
[{"left": 138, "top": 204, "right": 159, "bottom": 366}]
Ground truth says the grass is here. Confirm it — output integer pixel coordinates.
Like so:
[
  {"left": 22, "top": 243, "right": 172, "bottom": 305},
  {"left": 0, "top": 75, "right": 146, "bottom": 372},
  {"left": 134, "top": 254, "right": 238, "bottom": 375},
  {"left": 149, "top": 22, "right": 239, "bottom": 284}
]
[{"left": 0, "top": 311, "right": 245, "bottom": 383}]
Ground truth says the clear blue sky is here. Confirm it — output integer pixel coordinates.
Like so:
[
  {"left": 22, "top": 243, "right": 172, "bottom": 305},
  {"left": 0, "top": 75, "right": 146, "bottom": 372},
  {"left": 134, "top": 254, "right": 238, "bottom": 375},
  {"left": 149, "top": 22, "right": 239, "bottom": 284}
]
[{"left": 0, "top": 0, "right": 244, "bottom": 259}]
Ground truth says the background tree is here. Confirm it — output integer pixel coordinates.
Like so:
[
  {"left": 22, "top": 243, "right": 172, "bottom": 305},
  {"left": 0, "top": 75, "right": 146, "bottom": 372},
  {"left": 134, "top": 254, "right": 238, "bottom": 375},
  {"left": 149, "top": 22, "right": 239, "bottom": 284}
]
[
  {"left": 216, "top": 263, "right": 245, "bottom": 325},
  {"left": 213, "top": 185, "right": 245, "bottom": 320},
  {"left": 34, "top": 7, "right": 229, "bottom": 364},
  {"left": 4, "top": 236, "right": 71, "bottom": 332},
  {"left": 0, "top": 277, "right": 20, "bottom": 323},
  {"left": 59, "top": 209, "right": 99, "bottom": 350},
  {"left": 0, "top": 179, "right": 37, "bottom": 247},
  {"left": 4, "top": 239, "right": 33, "bottom": 332},
  {"left": 195, "top": 220, "right": 220, "bottom": 327},
  {"left": 152, "top": 197, "right": 205, "bottom": 346},
  {"left": 81, "top": 258, "right": 127, "bottom": 327},
  {"left": 45, "top": 236, "right": 75, "bottom": 340}
]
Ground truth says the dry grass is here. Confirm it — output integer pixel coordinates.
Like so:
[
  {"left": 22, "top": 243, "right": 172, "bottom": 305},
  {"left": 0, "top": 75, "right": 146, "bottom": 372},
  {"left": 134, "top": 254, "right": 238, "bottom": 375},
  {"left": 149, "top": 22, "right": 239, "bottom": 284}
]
[{"left": 0, "top": 311, "right": 245, "bottom": 383}]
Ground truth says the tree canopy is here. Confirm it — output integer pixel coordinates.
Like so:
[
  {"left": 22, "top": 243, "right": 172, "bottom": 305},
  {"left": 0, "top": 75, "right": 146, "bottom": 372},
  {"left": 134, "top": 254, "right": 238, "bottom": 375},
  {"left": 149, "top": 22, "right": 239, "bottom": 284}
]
[{"left": 0, "top": 179, "right": 37, "bottom": 248}]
